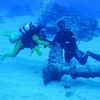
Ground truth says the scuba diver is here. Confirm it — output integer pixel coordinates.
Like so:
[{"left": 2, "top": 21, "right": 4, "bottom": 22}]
[
  {"left": 1, "top": 22, "right": 50, "bottom": 60},
  {"left": 53, "top": 20, "right": 89, "bottom": 65}
]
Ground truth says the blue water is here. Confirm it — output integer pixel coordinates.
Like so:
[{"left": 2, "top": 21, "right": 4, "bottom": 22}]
[{"left": 0, "top": 0, "right": 100, "bottom": 100}]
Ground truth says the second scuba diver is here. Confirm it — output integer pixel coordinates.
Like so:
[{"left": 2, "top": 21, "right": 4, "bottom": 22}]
[
  {"left": 52, "top": 20, "right": 100, "bottom": 65},
  {"left": 1, "top": 22, "right": 50, "bottom": 60},
  {"left": 52, "top": 20, "right": 88, "bottom": 65}
]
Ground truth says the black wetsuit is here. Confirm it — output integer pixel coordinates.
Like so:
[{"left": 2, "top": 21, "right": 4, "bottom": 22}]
[
  {"left": 53, "top": 28, "right": 88, "bottom": 65},
  {"left": 20, "top": 28, "right": 38, "bottom": 49}
]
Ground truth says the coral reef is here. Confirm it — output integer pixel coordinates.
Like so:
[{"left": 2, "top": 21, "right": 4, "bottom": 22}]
[
  {"left": 43, "top": 44, "right": 100, "bottom": 84},
  {"left": 38, "top": 3, "right": 100, "bottom": 42}
]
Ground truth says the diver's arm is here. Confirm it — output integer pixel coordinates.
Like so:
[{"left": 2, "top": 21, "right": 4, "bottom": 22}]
[
  {"left": 32, "top": 35, "right": 49, "bottom": 47},
  {"left": 70, "top": 31, "right": 78, "bottom": 49}
]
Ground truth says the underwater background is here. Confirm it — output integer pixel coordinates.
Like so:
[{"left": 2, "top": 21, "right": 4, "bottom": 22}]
[{"left": 0, "top": 0, "right": 100, "bottom": 100}]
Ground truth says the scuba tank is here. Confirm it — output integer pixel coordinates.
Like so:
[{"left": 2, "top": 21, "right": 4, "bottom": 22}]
[{"left": 9, "top": 22, "right": 36, "bottom": 43}]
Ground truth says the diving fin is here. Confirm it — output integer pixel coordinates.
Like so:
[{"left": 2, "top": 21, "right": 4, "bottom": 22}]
[
  {"left": 0, "top": 30, "right": 13, "bottom": 37},
  {"left": 87, "top": 51, "right": 100, "bottom": 61}
]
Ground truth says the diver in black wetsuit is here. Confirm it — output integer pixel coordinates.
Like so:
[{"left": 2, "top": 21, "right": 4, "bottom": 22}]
[
  {"left": 1, "top": 22, "right": 50, "bottom": 59},
  {"left": 53, "top": 20, "right": 88, "bottom": 65}
]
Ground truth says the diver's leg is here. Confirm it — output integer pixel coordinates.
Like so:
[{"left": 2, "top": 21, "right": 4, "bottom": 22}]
[
  {"left": 87, "top": 51, "right": 100, "bottom": 61},
  {"left": 75, "top": 50, "right": 88, "bottom": 65},
  {"left": 2, "top": 40, "right": 24, "bottom": 59},
  {"left": 31, "top": 46, "right": 42, "bottom": 56},
  {"left": 64, "top": 50, "right": 73, "bottom": 63}
]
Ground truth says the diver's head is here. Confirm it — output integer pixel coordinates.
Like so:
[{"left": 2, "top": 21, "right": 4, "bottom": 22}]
[
  {"left": 37, "top": 24, "right": 47, "bottom": 38},
  {"left": 37, "top": 24, "right": 46, "bottom": 33},
  {"left": 37, "top": 24, "right": 45, "bottom": 30},
  {"left": 57, "top": 20, "right": 66, "bottom": 31}
]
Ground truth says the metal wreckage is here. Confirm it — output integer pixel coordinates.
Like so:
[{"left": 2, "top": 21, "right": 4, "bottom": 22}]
[{"left": 43, "top": 44, "right": 100, "bottom": 85}]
